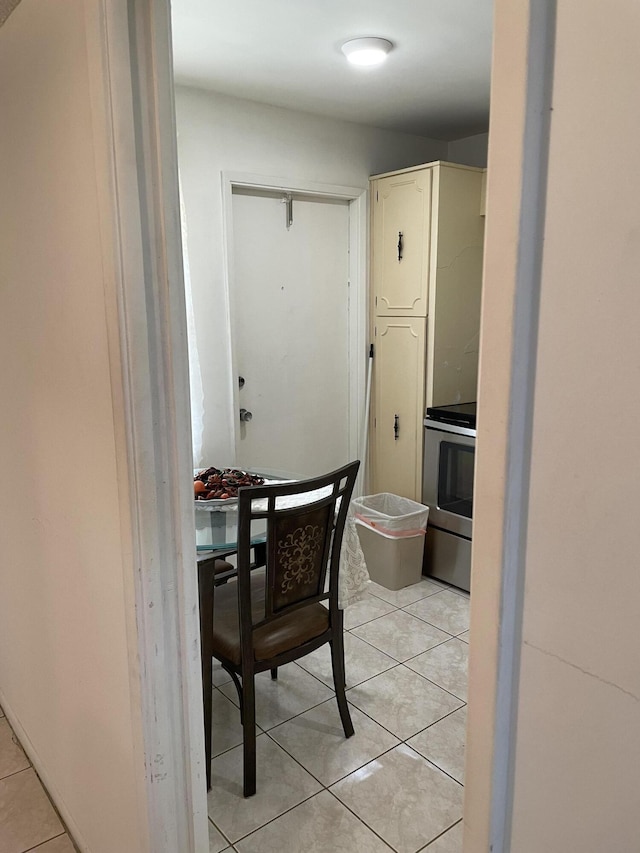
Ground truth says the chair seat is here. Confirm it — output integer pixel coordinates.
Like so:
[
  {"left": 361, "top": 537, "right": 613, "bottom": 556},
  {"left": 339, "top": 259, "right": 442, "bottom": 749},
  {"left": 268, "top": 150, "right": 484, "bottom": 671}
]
[
  {"left": 213, "top": 559, "right": 234, "bottom": 574},
  {"left": 212, "top": 573, "right": 330, "bottom": 665}
]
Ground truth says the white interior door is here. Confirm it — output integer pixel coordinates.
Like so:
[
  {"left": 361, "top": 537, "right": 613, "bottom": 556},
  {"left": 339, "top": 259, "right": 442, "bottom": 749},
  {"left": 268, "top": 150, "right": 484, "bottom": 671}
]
[{"left": 231, "top": 188, "right": 350, "bottom": 479}]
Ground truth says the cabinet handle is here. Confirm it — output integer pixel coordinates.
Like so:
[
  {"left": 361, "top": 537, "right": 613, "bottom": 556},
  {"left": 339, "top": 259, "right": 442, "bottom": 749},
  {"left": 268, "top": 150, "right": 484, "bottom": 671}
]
[
  {"left": 394, "top": 414, "right": 399, "bottom": 440},
  {"left": 397, "top": 231, "right": 403, "bottom": 262}
]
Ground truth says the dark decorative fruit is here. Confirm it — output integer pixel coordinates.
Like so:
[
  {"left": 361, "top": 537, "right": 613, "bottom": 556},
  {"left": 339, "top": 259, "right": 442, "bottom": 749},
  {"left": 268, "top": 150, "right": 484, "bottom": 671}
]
[{"left": 194, "top": 467, "right": 264, "bottom": 500}]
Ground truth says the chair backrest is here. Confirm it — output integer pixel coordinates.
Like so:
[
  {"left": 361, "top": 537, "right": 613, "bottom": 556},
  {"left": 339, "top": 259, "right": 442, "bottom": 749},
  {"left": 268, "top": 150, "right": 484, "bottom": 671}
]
[{"left": 236, "top": 461, "right": 359, "bottom": 634}]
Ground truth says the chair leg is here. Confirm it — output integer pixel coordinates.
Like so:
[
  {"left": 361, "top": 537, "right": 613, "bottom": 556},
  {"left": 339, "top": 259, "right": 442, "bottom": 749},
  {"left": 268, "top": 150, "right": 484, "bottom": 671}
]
[
  {"left": 270, "top": 667, "right": 278, "bottom": 680},
  {"left": 241, "top": 672, "right": 257, "bottom": 797},
  {"left": 330, "top": 628, "right": 354, "bottom": 739}
]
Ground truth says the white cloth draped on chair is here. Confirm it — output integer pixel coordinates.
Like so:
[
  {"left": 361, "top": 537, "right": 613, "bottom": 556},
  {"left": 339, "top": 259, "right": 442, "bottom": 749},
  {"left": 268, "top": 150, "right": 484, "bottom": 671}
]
[{"left": 338, "top": 513, "right": 371, "bottom": 608}]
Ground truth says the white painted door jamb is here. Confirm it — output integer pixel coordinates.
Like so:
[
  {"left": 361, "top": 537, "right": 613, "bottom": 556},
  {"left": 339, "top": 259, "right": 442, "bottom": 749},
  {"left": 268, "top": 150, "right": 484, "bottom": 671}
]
[
  {"left": 221, "top": 173, "right": 368, "bottom": 490},
  {"left": 89, "top": 0, "right": 556, "bottom": 849},
  {"left": 86, "top": 1, "right": 208, "bottom": 851},
  {"left": 478, "top": 2, "right": 557, "bottom": 851}
]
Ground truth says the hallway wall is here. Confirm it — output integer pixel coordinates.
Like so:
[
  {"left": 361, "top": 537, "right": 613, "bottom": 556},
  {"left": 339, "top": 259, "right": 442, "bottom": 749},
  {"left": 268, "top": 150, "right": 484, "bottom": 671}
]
[
  {"left": 468, "top": 1, "right": 640, "bottom": 850},
  {"left": 447, "top": 132, "right": 489, "bottom": 168},
  {"left": 0, "top": 3, "right": 146, "bottom": 851},
  {"left": 509, "top": 1, "right": 640, "bottom": 848}
]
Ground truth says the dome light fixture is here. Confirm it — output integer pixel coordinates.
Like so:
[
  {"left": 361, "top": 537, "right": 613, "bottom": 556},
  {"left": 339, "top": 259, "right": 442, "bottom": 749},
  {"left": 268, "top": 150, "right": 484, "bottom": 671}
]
[{"left": 341, "top": 37, "right": 393, "bottom": 67}]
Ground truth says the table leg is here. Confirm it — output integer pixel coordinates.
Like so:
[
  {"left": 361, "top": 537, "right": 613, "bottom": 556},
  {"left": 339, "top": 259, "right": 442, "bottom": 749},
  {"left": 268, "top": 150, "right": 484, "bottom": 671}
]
[
  {"left": 253, "top": 541, "right": 267, "bottom": 569},
  {"left": 198, "top": 560, "right": 214, "bottom": 790}
]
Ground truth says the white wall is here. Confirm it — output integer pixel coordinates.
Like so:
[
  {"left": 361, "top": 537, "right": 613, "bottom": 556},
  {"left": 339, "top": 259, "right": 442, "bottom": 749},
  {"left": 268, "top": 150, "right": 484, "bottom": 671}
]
[
  {"left": 175, "top": 87, "right": 447, "bottom": 464},
  {"left": 447, "top": 132, "right": 489, "bottom": 168},
  {"left": 0, "top": 4, "right": 146, "bottom": 851}
]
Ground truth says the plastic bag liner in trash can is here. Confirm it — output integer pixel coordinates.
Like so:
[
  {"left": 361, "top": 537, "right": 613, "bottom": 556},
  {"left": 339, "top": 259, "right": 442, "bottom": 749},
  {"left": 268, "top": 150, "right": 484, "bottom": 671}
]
[{"left": 351, "top": 493, "right": 429, "bottom": 591}]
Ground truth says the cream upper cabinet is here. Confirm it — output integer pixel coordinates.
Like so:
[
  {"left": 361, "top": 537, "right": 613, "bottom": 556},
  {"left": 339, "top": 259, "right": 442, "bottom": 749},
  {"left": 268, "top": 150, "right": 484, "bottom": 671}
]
[{"left": 371, "top": 169, "right": 432, "bottom": 317}]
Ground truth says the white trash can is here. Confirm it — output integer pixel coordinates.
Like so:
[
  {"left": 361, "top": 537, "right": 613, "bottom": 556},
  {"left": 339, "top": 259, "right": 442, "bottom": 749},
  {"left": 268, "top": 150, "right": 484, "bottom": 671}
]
[{"left": 352, "top": 493, "right": 430, "bottom": 591}]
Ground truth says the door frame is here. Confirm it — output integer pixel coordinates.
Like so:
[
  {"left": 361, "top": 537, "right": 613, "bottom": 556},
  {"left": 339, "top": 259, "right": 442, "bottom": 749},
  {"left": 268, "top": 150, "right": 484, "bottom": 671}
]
[
  {"left": 221, "top": 172, "right": 368, "bottom": 484},
  {"left": 85, "top": 2, "right": 208, "bottom": 851},
  {"left": 93, "top": 0, "right": 554, "bottom": 851}
]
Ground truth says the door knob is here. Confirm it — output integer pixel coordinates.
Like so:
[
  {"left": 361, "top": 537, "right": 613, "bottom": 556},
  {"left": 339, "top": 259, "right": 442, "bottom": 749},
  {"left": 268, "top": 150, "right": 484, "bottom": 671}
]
[{"left": 239, "top": 408, "right": 253, "bottom": 422}]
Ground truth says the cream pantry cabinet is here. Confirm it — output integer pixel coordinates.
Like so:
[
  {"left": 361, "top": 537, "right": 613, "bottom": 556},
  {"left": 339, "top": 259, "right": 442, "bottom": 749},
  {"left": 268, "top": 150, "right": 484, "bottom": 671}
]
[
  {"left": 372, "top": 169, "right": 432, "bottom": 317},
  {"left": 370, "top": 161, "right": 485, "bottom": 501}
]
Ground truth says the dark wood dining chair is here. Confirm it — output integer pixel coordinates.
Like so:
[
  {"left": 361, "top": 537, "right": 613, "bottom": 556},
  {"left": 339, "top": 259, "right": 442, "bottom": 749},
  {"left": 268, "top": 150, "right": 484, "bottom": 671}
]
[{"left": 210, "top": 460, "right": 359, "bottom": 797}]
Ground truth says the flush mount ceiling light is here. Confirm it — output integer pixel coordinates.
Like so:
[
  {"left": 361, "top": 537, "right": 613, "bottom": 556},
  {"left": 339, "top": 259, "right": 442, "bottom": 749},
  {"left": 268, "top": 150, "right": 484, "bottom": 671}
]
[{"left": 341, "top": 37, "right": 393, "bottom": 67}]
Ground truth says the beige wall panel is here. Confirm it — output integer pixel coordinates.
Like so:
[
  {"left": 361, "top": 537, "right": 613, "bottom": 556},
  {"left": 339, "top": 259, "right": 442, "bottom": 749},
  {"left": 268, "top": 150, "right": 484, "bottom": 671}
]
[
  {"left": 511, "top": 644, "right": 639, "bottom": 852},
  {"left": 509, "top": 0, "right": 640, "bottom": 849},
  {"left": 0, "top": 3, "right": 145, "bottom": 851},
  {"left": 463, "top": 0, "right": 531, "bottom": 848},
  {"left": 372, "top": 318, "right": 426, "bottom": 501}
]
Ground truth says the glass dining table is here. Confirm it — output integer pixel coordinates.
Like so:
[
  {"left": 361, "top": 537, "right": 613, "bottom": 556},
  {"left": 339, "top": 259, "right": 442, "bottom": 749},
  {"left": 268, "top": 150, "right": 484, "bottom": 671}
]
[{"left": 196, "top": 500, "right": 267, "bottom": 553}]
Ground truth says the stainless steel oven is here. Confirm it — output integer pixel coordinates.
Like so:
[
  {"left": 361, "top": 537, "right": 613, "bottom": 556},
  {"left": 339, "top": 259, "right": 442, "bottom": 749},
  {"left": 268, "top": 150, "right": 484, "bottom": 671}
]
[{"left": 422, "top": 403, "right": 476, "bottom": 592}]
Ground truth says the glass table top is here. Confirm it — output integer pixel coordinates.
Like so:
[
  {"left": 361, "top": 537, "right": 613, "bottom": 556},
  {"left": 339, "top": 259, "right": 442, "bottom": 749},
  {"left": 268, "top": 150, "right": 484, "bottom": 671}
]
[
  {"left": 195, "top": 505, "right": 267, "bottom": 552},
  {"left": 194, "top": 481, "right": 334, "bottom": 553}
]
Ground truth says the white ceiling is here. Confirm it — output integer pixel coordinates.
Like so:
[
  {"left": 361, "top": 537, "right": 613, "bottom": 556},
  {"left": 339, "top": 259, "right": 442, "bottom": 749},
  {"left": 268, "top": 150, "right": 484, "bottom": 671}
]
[{"left": 170, "top": 0, "right": 493, "bottom": 141}]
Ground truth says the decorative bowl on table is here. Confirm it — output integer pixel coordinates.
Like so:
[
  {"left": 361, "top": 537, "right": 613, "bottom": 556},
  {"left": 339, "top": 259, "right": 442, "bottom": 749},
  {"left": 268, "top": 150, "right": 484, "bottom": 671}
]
[{"left": 194, "top": 467, "right": 265, "bottom": 507}]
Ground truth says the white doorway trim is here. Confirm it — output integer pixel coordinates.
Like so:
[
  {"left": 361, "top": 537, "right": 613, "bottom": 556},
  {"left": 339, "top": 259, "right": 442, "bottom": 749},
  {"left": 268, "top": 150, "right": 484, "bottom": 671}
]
[
  {"left": 221, "top": 172, "right": 368, "bottom": 487},
  {"left": 86, "top": 2, "right": 208, "bottom": 851},
  {"left": 91, "top": 1, "right": 557, "bottom": 852},
  {"left": 463, "top": 1, "right": 556, "bottom": 851}
]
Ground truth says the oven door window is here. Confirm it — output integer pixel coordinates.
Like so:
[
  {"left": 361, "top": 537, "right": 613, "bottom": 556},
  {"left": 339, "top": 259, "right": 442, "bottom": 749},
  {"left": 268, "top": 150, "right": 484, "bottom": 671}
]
[{"left": 438, "top": 442, "right": 474, "bottom": 519}]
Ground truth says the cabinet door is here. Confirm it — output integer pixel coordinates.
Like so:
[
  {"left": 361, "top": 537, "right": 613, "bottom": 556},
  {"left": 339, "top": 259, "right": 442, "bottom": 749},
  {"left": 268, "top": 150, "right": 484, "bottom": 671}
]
[
  {"left": 372, "top": 317, "right": 426, "bottom": 501},
  {"left": 372, "top": 170, "right": 432, "bottom": 317}
]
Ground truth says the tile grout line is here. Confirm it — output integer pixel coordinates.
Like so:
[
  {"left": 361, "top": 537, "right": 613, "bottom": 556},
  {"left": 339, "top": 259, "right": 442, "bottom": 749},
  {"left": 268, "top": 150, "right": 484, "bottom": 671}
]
[
  {"left": 398, "top": 662, "right": 468, "bottom": 703},
  {"left": 211, "top": 648, "right": 466, "bottom": 769},
  {"left": 0, "top": 735, "right": 78, "bottom": 852},
  {"left": 266, "top": 722, "right": 401, "bottom": 790},
  {"left": 219, "top": 740, "right": 399, "bottom": 851},
  {"left": 210, "top": 699, "right": 457, "bottom": 847},
  {"left": 0, "top": 762, "right": 32, "bottom": 782},
  {"left": 416, "top": 818, "right": 464, "bottom": 851},
  {"left": 325, "top": 787, "right": 397, "bottom": 851},
  {"left": 347, "top": 605, "right": 468, "bottom": 653},
  {"left": 397, "top": 605, "right": 470, "bottom": 636},
  {"left": 347, "top": 624, "right": 469, "bottom": 664},
  {"left": 404, "top": 745, "right": 466, "bottom": 789},
  {"left": 222, "top": 784, "right": 324, "bottom": 847},
  {"left": 23, "top": 831, "right": 68, "bottom": 852},
  {"left": 347, "top": 626, "right": 460, "bottom": 660},
  {"left": 346, "top": 622, "right": 458, "bottom": 661}
]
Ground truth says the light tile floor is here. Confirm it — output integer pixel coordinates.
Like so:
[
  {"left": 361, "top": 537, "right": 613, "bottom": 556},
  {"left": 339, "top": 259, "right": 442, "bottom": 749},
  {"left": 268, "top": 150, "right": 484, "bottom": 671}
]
[
  {"left": 0, "top": 578, "right": 469, "bottom": 853},
  {"left": 0, "top": 706, "right": 76, "bottom": 853},
  {"left": 208, "top": 577, "right": 470, "bottom": 853}
]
